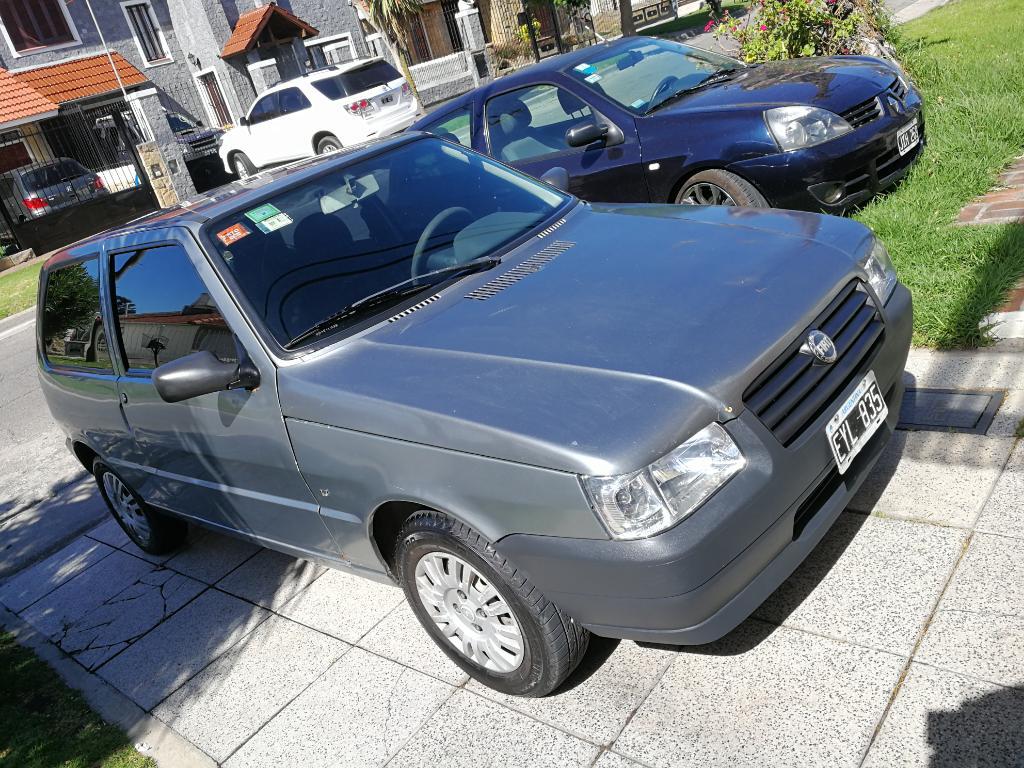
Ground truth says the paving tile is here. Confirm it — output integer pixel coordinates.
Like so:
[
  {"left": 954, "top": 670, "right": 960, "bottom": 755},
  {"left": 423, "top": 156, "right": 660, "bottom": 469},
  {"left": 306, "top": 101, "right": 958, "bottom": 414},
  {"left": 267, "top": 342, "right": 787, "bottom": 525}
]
[
  {"left": 594, "top": 754, "right": 647, "bottom": 768},
  {"left": 467, "top": 639, "right": 675, "bottom": 745},
  {"left": 216, "top": 548, "right": 325, "bottom": 611},
  {"left": 976, "top": 441, "right": 1024, "bottom": 539},
  {"left": 20, "top": 550, "right": 153, "bottom": 638},
  {"left": 916, "top": 533, "right": 1024, "bottom": 688},
  {"left": 755, "top": 513, "right": 966, "bottom": 654},
  {"left": 0, "top": 537, "right": 112, "bottom": 612},
  {"left": 86, "top": 516, "right": 131, "bottom": 548},
  {"left": 848, "top": 430, "right": 1013, "bottom": 527},
  {"left": 97, "top": 588, "right": 269, "bottom": 710},
  {"left": 985, "top": 389, "right": 1024, "bottom": 438},
  {"left": 359, "top": 602, "right": 468, "bottom": 685},
  {"left": 164, "top": 530, "right": 259, "bottom": 584},
  {"left": 224, "top": 647, "right": 452, "bottom": 768},
  {"left": 863, "top": 662, "right": 1024, "bottom": 767},
  {"left": 58, "top": 569, "right": 205, "bottom": 670},
  {"left": 614, "top": 621, "right": 905, "bottom": 768},
  {"left": 388, "top": 690, "right": 600, "bottom": 768},
  {"left": 277, "top": 568, "right": 403, "bottom": 643},
  {"left": 905, "top": 347, "right": 1024, "bottom": 391},
  {"left": 154, "top": 616, "right": 348, "bottom": 762}
]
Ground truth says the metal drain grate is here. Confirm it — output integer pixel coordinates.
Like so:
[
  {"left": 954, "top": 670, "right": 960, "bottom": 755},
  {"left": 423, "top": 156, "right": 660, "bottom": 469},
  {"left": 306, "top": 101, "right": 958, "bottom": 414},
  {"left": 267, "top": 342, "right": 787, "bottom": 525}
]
[{"left": 896, "top": 388, "right": 1004, "bottom": 435}]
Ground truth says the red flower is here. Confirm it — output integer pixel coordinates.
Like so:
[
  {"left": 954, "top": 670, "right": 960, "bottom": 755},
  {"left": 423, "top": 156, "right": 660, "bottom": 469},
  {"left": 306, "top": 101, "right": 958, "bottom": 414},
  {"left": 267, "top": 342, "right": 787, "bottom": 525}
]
[
  {"left": 759, "top": 23, "right": 768, "bottom": 30},
  {"left": 704, "top": 18, "right": 717, "bottom": 31}
]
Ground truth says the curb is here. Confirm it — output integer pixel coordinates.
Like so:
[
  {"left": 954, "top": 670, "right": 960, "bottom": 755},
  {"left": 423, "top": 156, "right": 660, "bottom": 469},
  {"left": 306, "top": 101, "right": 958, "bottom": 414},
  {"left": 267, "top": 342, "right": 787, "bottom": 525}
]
[
  {"left": 0, "top": 605, "right": 217, "bottom": 768},
  {"left": 894, "top": 0, "right": 954, "bottom": 23}
]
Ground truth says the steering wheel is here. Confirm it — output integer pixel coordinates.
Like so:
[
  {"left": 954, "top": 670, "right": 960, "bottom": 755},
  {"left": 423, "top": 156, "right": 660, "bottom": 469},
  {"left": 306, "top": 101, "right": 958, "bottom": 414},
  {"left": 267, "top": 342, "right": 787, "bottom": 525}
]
[
  {"left": 411, "top": 207, "right": 472, "bottom": 278},
  {"left": 651, "top": 75, "right": 680, "bottom": 105}
]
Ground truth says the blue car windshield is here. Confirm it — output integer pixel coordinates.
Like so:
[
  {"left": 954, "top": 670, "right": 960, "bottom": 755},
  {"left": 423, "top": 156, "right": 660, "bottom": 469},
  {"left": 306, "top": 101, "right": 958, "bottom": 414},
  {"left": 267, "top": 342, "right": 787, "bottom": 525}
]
[
  {"left": 565, "top": 39, "right": 741, "bottom": 115},
  {"left": 204, "top": 138, "right": 567, "bottom": 347}
]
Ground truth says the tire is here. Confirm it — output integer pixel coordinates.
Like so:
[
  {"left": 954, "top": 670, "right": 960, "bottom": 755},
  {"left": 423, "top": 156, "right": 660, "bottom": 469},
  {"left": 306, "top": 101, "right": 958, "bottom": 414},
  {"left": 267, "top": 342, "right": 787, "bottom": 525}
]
[
  {"left": 396, "top": 510, "right": 589, "bottom": 697},
  {"left": 316, "top": 135, "right": 343, "bottom": 155},
  {"left": 230, "top": 152, "right": 256, "bottom": 180},
  {"left": 93, "top": 459, "right": 187, "bottom": 554},
  {"left": 675, "top": 169, "right": 769, "bottom": 207}
]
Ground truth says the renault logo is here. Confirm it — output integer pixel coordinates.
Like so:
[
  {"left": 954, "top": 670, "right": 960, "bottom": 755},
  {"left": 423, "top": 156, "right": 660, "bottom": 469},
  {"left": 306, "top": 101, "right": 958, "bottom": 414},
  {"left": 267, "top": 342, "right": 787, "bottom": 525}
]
[
  {"left": 887, "top": 95, "right": 905, "bottom": 115},
  {"left": 801, "top": 330, "right": 838, "bottom": 364}
]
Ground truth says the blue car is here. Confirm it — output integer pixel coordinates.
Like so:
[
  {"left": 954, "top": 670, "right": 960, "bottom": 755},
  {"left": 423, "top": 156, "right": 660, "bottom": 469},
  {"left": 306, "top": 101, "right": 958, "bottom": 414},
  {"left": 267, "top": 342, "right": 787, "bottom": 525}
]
[{"left": 411, "top": 36, "right": 924, "bottom": 212}]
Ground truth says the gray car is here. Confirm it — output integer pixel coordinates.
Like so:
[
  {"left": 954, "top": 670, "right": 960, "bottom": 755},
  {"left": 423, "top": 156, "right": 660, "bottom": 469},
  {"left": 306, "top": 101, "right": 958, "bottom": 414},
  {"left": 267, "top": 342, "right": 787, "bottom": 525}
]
[
  {"left": 37, "top": 133, "right": 911, "bottom": 696},
  {"left": 2, "top": 157, "right": 108, "bottom": 220}
]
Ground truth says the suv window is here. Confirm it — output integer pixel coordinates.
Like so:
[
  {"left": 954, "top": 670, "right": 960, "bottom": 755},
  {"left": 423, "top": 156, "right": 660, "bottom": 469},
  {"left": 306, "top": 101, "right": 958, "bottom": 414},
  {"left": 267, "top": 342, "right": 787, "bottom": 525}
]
[
  {"left": 248, "top": 93, "right": 280, "bottom": 125},
  {"left": 420, "top": 106, "right": 472, "bottom": 147},
  {"left": 311, "top": 60, "right": 402, "bottom": 100},
  {"left": 41, "top": 257, "right": 112, "bottom": 372},
  {"left": 112, "top": 245, "right": 236, "bottom": 371},
  {"left": 279, "top": 87, "right": 311, "bottom": 115},
  {"left": 485, "top": 85, "right": 596, "bottom": 163}
]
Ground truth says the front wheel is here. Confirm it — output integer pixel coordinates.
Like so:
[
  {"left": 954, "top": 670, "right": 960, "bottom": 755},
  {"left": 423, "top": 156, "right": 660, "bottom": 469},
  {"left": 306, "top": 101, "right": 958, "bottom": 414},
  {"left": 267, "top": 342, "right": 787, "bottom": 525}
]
[
  {"left": 396, "top": 511, "right": 589, "bottom": 697},
  {"left": 94, "top": 460, "right": 187, "bottom": 554},
  {"left": 675, "top": 169, "right": 768, "bottom": 207},
  {"left": 230, "top": 151, "right": 256, "bottom": 180}
]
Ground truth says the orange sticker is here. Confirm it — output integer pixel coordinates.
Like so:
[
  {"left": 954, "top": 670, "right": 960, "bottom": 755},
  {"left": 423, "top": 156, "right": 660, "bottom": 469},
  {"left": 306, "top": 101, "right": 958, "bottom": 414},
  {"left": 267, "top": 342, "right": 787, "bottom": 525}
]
[{"left": 216, "top": 222, "right": 251, "bottom": 246}]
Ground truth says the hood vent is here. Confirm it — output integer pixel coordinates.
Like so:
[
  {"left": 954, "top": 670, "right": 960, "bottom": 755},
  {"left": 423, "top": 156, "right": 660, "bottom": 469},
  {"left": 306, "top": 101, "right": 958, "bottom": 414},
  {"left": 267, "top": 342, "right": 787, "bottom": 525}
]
[
  {"left": 464, "top": 240, "right": 574, "bottom": 301},
  {"left": 387, "top": 293, "right": 441, "bottom": 323}
]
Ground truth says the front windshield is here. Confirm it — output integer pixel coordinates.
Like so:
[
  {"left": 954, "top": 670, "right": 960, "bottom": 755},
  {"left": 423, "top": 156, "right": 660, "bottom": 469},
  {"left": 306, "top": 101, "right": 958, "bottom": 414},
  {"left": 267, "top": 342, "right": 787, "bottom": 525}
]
[
  {"left": 204, "top": 138, "right": 567, "bottom": 347},
  {"left": 565, "top": 38, "right": 741, "bottom": 115}
]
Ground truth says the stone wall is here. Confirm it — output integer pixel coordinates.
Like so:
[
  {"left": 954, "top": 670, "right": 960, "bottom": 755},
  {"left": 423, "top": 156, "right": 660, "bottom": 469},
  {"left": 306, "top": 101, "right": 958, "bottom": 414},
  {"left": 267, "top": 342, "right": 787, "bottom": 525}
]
[{"left": 136, "top": 141, "right": 179, "bottom": 208}]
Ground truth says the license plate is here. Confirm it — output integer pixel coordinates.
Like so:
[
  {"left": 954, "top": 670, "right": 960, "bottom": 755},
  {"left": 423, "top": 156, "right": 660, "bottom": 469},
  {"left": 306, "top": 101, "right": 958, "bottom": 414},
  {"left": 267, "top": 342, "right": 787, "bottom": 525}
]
[
  {"left": 825, "top": 371, "right": 888, "bottom": 474},
  {"left": 381, "top": 95, "right": 394, "bottom": 105},
  {"left": 896, "top": 120, "right": 920, "bottom": 156}
]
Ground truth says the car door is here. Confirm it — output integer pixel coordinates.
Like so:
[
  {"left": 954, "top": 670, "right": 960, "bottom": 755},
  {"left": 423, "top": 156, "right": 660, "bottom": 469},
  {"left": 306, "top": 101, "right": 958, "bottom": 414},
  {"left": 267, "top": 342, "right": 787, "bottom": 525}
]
[
  {"left": 417, "top": 104, "right": 474, "bottom": 148},
  {"left": 269, "top": 87, "right": 315, "bottom": 163},
  {"left": 483, "top": 82, "right": 648, "bottom": 202},
  {"left": 242, "top": 92, "right": 281, "bottom": 168},
  {"left": 103, "top": 231, "right": 338, "bottom": 558}
]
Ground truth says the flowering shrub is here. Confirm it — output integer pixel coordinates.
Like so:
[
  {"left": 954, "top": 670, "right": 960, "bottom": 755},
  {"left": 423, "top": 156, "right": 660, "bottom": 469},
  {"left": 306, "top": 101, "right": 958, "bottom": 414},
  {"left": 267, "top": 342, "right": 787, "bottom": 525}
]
[{"left": 712, "top": 0, "right": 879, "bottom": 63}]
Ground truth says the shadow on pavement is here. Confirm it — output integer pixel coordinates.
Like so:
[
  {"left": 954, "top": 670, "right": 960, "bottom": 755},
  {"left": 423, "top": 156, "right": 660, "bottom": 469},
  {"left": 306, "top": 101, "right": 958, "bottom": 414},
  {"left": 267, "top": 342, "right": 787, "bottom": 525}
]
[{"left": 927, "top": 684, "right": 1024, "bottom": 767}]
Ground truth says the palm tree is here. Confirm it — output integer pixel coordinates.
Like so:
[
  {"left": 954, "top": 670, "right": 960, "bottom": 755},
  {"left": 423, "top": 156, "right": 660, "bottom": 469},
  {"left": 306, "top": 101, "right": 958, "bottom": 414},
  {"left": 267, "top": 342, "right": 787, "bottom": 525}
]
[
  {"left": 618, "top": 0, "right": 636, "bottom": 37},
  {"left": 353, "top": 0, "right": 424, "bottom": 101}
]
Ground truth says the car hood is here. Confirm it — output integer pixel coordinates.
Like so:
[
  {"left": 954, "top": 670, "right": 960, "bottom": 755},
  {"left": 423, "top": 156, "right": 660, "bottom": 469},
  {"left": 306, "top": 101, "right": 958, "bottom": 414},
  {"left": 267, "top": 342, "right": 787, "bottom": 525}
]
[
  {"left": 278, "top": 203, "right": 874, "bottom": 475},
  {"left": 660, "top": 56, "right": 898, "bottom": 116}
]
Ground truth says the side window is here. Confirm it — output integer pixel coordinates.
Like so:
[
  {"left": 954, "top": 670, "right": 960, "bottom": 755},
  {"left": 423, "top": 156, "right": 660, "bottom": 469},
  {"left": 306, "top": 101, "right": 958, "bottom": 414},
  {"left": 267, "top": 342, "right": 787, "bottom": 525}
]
[
  {"left": 41, "top": 257, "right": 112, "bottom": 372},
  {"left": 485, "top": 85, "right": 595, "bottom": 163},
  {"left": 420, "top": 106, "right": 473, "bottom": 147},
  {"left": 248, "top": 93, "right": 280, "bottom": 125},
  {"left": 112, "top": 245, "right": 237, "bottom": 371},
  {"left": 279, "top": 87, "right": 311, "bottom": 115}
]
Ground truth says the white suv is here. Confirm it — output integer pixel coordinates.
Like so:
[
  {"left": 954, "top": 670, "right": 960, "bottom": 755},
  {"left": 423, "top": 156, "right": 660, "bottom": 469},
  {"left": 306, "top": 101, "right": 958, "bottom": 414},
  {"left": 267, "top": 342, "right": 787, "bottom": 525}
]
[{"left": 219, "top": 59, "right": 421, "bottom": 178}]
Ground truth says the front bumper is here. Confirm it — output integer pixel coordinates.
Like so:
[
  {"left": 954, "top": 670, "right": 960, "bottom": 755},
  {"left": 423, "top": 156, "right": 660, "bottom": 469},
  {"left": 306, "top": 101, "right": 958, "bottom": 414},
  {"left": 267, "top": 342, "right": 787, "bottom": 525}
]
[{"left": 497, "top": 283, "right": 913, "bottom": 645}]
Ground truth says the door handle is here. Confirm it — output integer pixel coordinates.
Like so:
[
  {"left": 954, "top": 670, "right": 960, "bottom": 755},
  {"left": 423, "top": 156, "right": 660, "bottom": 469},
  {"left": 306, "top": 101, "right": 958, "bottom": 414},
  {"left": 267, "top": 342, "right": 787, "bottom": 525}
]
[{"left": 120, "top": 392, "right": 128, "bottom": 404}]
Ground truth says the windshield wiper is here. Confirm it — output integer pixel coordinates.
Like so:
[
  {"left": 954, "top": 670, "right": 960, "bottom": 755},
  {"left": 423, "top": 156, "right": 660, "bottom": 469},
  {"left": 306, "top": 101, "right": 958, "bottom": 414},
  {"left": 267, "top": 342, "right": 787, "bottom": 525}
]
[
  {"left": 644, "top": 69, "right": 739, "bottom": 114},
  {"left": 283, "top": 257, "right": 501, "bottom": 350}
]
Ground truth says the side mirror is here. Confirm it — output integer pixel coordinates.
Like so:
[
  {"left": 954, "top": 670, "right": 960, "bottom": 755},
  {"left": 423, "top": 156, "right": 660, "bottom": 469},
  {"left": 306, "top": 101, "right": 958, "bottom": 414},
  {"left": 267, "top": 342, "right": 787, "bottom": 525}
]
[
  {"left": 152, "top": 350, "right": 260, "bottom": 403},
  {"left": 239, "top": 115, "right": 250, "bottom": 127},
  {"left": 539, "top": 166, "right": 569, "bottom": 192},
  {"left": 566, "top": 122, "right": 609, "bottom": 148}
]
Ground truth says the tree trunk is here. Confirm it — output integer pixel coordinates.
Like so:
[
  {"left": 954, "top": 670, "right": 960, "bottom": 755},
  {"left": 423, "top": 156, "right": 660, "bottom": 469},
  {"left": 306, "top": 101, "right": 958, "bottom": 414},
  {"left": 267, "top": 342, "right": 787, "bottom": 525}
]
[
  {"left": 619, "top": 0, "right": 635, "bottom": 37},
  {"left": 352, "top": 0, "right": 423, "bottom": 103}
]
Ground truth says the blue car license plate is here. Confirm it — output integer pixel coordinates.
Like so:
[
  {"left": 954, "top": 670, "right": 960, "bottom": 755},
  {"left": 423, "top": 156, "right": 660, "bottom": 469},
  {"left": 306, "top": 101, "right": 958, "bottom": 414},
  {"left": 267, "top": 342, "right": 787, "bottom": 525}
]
[
  {"left": 896, "top": 120, "right": 920, "bottom": 156},
  {"left": 826, "top": 371, "right": 888, "bottom": 474}
]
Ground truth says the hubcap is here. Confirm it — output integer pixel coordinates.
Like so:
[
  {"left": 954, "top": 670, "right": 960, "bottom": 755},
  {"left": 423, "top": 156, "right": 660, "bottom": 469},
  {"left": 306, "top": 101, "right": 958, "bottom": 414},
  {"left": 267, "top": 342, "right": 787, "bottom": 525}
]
[
  {"left": 321, "top": 142, "right": 339, "bottom": 154},
  {"left": 233, "top": 158, "right": 250, "bottom": 179},
  {"left": 102, "top": 472, "right": 151, "bottom": 545},
  {"left": 680, "top": 182, "right": 737, "bottom": 206},
  {"left": 414, "top": 552, "right": 525, "bottom": 673}
]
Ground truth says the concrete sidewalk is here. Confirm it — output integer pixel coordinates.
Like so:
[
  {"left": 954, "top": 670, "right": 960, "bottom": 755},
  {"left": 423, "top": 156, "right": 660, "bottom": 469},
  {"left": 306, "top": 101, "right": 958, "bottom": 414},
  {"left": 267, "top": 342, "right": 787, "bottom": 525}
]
[{"left": 2, "top": 343, "right": 1023, "bottom": 767}]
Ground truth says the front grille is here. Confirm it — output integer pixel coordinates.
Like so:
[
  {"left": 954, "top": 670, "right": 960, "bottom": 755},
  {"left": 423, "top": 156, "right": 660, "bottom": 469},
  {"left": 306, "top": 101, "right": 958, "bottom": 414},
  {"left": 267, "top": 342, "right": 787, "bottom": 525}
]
[
  {"left": 744, "top": 281, "right": 885, "bottom": 446},
  {"left": 842, "top": 96, "right": 883, "bottom": 129},
  {"left": 890, "top": 76, "right": 908, "bottom": 100}
]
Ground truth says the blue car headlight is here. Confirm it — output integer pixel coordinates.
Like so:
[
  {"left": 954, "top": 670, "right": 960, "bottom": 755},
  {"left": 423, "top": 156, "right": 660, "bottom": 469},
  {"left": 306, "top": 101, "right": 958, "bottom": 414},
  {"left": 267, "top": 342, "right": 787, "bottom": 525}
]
[
  {"left": 859, "top": 238, "right": 898, "bottom": 303},
  {"left": 765, "top": 106, "right": 853, "bottom": 152}
]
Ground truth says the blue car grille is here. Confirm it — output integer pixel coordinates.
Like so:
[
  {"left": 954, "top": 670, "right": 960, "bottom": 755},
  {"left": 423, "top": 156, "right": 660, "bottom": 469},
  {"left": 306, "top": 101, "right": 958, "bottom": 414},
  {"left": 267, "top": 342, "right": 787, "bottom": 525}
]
[
  {"left": 841, "top": 78, "right": 907, "bottom": 129},
  {"left": 743, "top": 281, "right": 885, "bottom": 446}
]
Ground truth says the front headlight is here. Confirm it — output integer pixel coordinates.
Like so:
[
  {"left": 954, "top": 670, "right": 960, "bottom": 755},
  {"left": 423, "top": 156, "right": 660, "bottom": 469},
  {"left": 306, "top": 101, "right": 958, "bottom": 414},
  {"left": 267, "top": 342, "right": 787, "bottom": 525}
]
[
  {"left": 582, "top": 424, "right": 745, "bottom": 540},
  {"left": 859, "top": 238, "right": 898, "bottom": 303},
  {"left": 765, "top": 106, "right": 852, "bottom": 152}
]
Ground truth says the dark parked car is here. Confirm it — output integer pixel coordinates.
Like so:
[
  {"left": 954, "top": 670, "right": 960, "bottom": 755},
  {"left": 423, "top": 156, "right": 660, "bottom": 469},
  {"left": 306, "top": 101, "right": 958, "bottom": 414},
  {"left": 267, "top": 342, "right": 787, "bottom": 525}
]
[
  {"left": 0, "top": 158, "right": 108, "bottom": 221},
  {"left": 38, "top": 134, "right": 911, "bottom": 696},
  {"left": 412, "top": 36, "right": 924, "bottom": 212}
]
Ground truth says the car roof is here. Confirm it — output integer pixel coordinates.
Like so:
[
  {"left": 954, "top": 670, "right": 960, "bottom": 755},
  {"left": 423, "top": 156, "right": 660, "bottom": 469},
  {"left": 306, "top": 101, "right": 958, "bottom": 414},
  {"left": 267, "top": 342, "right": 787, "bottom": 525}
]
[{"left": 42, "top": 132, "right": 425, "bottom": 270}]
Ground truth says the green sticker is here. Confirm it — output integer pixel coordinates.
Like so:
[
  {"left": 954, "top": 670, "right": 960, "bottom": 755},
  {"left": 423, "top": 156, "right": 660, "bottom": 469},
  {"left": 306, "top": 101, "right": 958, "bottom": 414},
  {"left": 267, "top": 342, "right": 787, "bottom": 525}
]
[{"left": 245, "top": 203, "right": 283, "bottom": 224}]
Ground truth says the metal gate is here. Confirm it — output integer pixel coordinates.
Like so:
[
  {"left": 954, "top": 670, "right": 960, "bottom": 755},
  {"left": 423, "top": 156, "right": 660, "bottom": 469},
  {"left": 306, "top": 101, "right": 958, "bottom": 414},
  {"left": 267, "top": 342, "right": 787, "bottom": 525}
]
[
  {"left": 485, "top": 0, "right": 597, "bottom": 74},
  {"left": 0, "top": 100, "right": 158, "bottom": 256}
]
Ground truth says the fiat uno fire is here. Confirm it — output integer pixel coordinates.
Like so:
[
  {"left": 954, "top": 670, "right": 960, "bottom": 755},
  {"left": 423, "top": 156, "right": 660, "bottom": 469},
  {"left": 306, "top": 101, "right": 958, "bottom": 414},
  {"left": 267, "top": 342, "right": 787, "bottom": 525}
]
[{"left": 37, "top": 134, "right": 911, "bottom": 696}]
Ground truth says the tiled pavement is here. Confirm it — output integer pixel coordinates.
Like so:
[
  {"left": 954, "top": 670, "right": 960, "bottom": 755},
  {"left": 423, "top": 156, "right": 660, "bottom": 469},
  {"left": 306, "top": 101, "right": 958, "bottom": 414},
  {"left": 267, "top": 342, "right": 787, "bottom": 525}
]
[
  {"left": 957, "top": 156, "right": 1024, "bottom": 226},
  {"left": 2, "top": 346, "right": 1024, "bottom": 768}
]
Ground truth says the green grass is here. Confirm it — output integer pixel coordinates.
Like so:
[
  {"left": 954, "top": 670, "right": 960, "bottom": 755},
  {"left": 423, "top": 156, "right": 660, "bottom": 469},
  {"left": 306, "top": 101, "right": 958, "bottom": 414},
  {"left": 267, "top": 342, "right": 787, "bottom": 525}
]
[
  {"left": 853, "top": 0, "right": 1024, "bottom": 347},
  {"left": 643, "top": 2, "right": 747, "bottom": 36},
  {"left": 0, "top": 262, "right": 40, "bottom": 320},
  {"left": 0, "top": 632, "right": 154, "bottom": 768}
]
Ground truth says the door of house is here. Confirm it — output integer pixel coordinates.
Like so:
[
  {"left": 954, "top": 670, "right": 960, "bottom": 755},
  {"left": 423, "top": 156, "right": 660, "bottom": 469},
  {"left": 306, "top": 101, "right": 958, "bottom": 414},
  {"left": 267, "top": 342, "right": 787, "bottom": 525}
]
[{"left": 197, "top": 71, "right": 232, "bottom": 127}]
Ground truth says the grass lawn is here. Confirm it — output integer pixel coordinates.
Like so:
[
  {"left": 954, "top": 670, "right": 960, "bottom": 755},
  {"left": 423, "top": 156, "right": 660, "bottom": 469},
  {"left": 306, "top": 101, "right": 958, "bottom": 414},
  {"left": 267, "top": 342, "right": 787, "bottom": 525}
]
[
  {"left": 0, "top": 262, "right": 40, "bottom": 321},
  {"left": 0, "top": 632, "right": 154, "bottom": 768},
  {"left": 854, "top": 0, "right": 1024, "bottom": 347},
  {"left": 643, "top": 2, "right": 747, "bottom": 37}
]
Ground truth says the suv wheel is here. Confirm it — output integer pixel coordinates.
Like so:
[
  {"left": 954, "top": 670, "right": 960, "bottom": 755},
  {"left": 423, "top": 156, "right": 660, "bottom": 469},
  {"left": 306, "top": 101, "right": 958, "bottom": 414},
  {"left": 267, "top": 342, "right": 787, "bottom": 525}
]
[
  {"left": 675, "top": 169, "right": 768, "bottom": 207},
  {"left": 396, "top": 510, "right": 589, "bottom": 697},
  {"left": 93, "top": 460, "right": 187, "bottom": 554},
  {"left": 231, "top": 152, "right": 256, "bottom": 180},
  {"left": 316, "top": 135, "right": 343, "bottom": 155}
]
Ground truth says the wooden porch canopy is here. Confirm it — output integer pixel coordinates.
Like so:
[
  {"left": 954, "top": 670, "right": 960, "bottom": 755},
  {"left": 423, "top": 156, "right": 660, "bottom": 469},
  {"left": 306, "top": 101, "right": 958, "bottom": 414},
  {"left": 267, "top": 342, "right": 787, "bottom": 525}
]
[{"left": 220, "top": 4, "right": 320, "bottom": 58}]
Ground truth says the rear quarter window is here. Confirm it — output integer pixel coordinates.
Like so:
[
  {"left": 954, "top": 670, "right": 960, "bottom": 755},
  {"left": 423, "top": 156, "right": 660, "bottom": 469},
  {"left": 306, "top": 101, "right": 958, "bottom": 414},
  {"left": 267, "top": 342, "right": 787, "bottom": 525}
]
[
  {"left": 40, "top": 256, "right": 113, "bottom": 372},
  {"left": 312, "top": 60, "right": 402, "bottom": 100}
]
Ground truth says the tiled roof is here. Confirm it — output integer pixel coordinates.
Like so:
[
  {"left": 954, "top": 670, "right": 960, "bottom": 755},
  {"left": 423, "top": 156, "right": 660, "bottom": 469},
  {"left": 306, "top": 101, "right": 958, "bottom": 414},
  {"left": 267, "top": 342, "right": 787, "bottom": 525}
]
[
  {"left": 0, "top": 68, "right": 58, "bottom": 129},
  {"left": 13, "top": 53, "right": 148, "bottom": 104},
  {"left": 221, "top": 4, "right": 319, "bottom": 58}
]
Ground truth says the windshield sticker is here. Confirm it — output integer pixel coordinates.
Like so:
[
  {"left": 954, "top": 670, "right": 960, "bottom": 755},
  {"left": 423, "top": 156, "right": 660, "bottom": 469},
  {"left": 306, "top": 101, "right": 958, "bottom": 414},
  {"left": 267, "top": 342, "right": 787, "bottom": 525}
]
[
  {"left": 573, "top": 63, "right": 592, "bottom": 73},
  {"left": 254, "top": 211, "right": 293, "bottom": 233},
  {"left": 216, "top": 222, "right": 251, "bottom": 246},
  {"left": 631, "top": 98, "right": 647, "bottom": 109},
  {"left": 584, "top": 73, "right": 601, "bottom": 83},
  {"left": 244, "top": 203, "right": 283, "bottom": 225}
]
